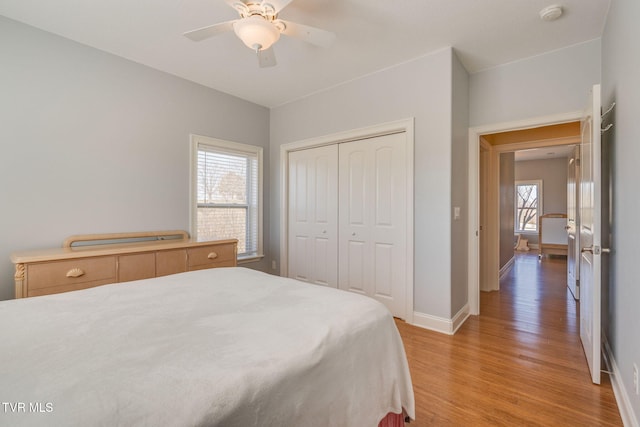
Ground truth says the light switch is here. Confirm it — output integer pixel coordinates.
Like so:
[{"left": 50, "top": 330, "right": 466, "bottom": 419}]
[{"left": 454, "top": 206, "right": 461, "bottom": 220}]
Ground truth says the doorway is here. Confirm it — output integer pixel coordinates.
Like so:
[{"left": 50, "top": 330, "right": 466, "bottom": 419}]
[
  {"left": 497, "top": 136, "right": 578, "bottom": 288},
  {"left": 468, "top": 112, "right": 582, "bottom": 315}
]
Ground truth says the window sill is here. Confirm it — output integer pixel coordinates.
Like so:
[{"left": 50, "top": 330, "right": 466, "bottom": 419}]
[
  {"left": 238, "top": 254, "right": 265, "bottom": 264},
  {"left": 515, "top": 230, "right": 538, "bottom": 235}
]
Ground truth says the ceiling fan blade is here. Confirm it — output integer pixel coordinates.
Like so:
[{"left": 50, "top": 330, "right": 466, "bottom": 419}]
[
  {"left": 257, "top": 47, "right": 277, "bottom": 68},
  {"left": 261, "top": 0, "right": 293, "bottom": 14},
  {"left": 224, "top": 0, "right": 249, "bottom": 14},
  {"left": 223, "top": 0, "right": 240, "bottom": 8},
  {"left": 183, "top": 21, "right": 236, "bottom": 42},
  {"left": 277, "top": 20, "right": 336, "bottom": 48}
]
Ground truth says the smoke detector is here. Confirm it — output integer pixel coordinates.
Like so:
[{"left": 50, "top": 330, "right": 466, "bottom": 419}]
[{"left": 539, "top": 5, "right": 563, "bottom": 21}]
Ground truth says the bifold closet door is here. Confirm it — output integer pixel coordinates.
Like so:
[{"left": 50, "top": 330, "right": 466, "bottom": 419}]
[
  {"left": 287, "top": 145, "right": 338, "bottom": 287},
  {"left": 338, "top": 133, "right": 407, "bottom": 318}
]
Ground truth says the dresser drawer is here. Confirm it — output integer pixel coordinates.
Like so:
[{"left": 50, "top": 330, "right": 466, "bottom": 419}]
[
  {"left": 156, "top": 249, "right": 187, "bottom": 277},
  {"left": 118, "top": 253, "right": 156, "bottom": 282},
  {"left": 187, "top": 244, "right": 236, "bottom": 269},
  {"left": 27, "top": 256, "right": 116, "bottom": 291}
]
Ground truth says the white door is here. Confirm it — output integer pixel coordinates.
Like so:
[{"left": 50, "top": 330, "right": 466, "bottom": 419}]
[
  {"left": 338, "top": 133, "right": 407, "bottom": 318},
  {"left": 579, "top": 84, "right": 602, "bottom": 384},
  {"left": 288, "top": 145, "right": 338, "bottom": 287},
  {"left": 567, "top": 146, "right": 580, "bottom": 300}
]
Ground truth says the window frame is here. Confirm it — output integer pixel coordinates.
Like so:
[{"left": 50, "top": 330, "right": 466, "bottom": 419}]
[
  {"left": 514, "top": 179, "right": 543, "bottom": 234},
  {"left": 190, "top": 134, "right": 264, "bottom": 262}
]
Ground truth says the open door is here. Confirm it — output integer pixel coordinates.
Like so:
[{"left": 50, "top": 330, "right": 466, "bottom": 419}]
[
  {"left": 579, "top": 84, "right": 602, "bottom": 385},
  {"left": 567, "top": 146, "right": 580, "bottom": 300}
]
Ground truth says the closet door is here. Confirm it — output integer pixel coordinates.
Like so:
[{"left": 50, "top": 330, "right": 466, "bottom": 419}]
[
  {"left": 287, "top": 145, "right": 338, "bottom": 287},
  {"left": 338, "top": 133, "right": 407, "bottom": 318}
]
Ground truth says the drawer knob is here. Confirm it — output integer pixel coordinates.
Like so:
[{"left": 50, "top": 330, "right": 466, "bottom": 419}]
[
  {"left": 66, "top": 268, "right": 85, "bottom": 278},
  {"left": 207, "top": 252, "right": 218, "bottom": 260}
]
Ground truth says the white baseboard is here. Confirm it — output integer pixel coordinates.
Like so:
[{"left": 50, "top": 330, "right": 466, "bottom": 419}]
[
  {"left": 412, "top": 304, "right": 470, "bottom": 335},
  {"left": 604, "top": 336, "right": 639, "bottom": 427},
  {"left": 499, "top": 256, "right": 515, "bottom": 279},
  {"left": 452, "top": 304, "right": 470, "bottom": 334}
]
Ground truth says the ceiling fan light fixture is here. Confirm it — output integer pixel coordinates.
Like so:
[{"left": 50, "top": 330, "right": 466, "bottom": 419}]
[{"left": 233, "top": 16, "right": 280, "bottom": 51}]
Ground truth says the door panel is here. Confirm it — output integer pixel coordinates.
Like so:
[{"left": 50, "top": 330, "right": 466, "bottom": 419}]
[
  {"left": 374, "top": 243, "right": 393, "bottom": 297},
  {"left": 292, "top": 235, "right": 309, "bottom": 281},
  {"left": 579, "top": 84, "right": 602, "bottom": 385},
  {"left": 294, "top": 159, "right": 308, "bottom": 222},
  {"left": 312, "top": 237, "right": 330, "bottom": 286},
  {"left": 567, "top": 147, "right": 580, "bottom": 299},
  {"left": 347, "top": 150, "right": 366, "bottom": 226},
  {"left": 375, "top": 147, "right": 393, "bottom": 226},
  {"left": 339, "top": 133, "right": 407, "bottom": 318},
  {"left": 315, "top": 155, "right": 331, "bottom": 223},
  {"left": 346, "top": 240, "right": 366, "bottom": 294},
  {"left": 288, "top": 145, "right": 338, "bottom": 287}
]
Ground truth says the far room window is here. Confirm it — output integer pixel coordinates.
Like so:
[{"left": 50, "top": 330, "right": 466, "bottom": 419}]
[
  {"left": 515, "top": 180, "right": 543, "bottom": 233},
  {"left": 191, "top": 135, "right": 263, "bottom": 260}
]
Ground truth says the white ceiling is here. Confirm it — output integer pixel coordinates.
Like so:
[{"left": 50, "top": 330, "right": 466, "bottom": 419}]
[
  {"left": 0, "top": 0, "right": 611, "bottom": 108},
  {"left": 515, "top": 145, "right": 576, "bottom": 162}
]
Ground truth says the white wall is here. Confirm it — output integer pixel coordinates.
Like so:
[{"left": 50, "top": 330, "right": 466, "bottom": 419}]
[
  {"left": 270, "top": 48, "right": 455, "bottom": 318},
  {"left": 601, "top": 0, "right": 640, "bottom": 422},
  {"left": 470, "top": 39, "right": 601, "bottom": 127},
  {"left": 0, "top": 17, "right": 270, "bottom": 300},
  {"left": 451, "top": 52, "right": 469, "bottom": 315}
]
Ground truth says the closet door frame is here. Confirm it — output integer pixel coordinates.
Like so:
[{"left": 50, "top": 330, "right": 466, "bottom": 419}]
[{"left": 279, "top": 118, "right": 415, "bottom": 324}]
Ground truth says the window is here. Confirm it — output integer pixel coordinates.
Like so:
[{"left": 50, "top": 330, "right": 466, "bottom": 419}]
[
  {"left": 191, "top": 135, "right": 263, "bottom": 260},
  {"left": 515, "top": 180, "right": 543, "bottom": 233}
]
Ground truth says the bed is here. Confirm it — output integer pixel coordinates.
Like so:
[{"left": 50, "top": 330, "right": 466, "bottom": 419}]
[
  {"left": 538, "top": 213, "right": 568, "bottom": 259},
  {"left": 0, "top": 266, "right": 415, "bottom": 426}
]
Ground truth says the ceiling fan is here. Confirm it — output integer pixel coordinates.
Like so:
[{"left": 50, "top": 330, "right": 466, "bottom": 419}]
[{"left": 184, "top": 0, "right": 336, "bottom": 68}]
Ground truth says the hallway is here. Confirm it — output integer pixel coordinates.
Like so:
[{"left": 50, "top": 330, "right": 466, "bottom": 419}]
[{"left": 396, "top": 252, "right": 622, "bottom": 426}]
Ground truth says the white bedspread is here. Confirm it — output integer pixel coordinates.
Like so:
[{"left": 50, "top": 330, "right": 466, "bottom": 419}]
[{"left": 0, "top": 267, "right": 414, "bottom": 426}]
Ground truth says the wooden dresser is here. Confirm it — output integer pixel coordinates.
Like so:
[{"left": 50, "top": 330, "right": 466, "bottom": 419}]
[{"left": 10, "top": 231, "right": 237, "bottom": 298}]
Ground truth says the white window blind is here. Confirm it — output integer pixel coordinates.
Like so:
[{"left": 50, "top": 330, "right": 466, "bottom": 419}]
[{"left": 192, "top": 136, "right": 262, "bottom": 259}]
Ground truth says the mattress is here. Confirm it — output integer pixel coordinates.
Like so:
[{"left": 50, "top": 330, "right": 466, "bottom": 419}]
[{"left": 0, "top": 267, "right": 414, "bottom": 426}]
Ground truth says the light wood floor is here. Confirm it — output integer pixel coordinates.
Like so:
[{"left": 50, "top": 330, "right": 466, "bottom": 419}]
[{"left": 396, "top": 252, "right": 622, "bottom": 426}]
